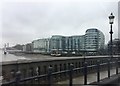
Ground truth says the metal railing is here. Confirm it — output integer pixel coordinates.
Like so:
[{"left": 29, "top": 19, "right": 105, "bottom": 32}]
[{"left": 2, "top": 58, "right": 120, "bottom": 86}]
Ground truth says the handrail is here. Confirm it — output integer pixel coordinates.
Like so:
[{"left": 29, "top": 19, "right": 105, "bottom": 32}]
[{"left": 2, "top": 59, "right": 120, "bottom": 86}]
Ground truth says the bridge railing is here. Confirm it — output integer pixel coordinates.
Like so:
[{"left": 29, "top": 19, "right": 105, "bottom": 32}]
[{"left": 2, "top": 58, "right": 120, "bottom": 86}]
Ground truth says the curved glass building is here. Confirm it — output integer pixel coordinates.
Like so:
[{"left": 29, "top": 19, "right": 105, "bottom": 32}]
[
  {"left": 32, "top": 28, "right": 105, "bottom": 55},
  {"left": 85, "top": 28, "right": 105, "bottom": 52}
]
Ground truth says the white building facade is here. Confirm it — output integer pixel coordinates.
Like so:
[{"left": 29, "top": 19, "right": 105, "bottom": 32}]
[{"left": 32, "top": 38, "right": 50, "bottom": 53}]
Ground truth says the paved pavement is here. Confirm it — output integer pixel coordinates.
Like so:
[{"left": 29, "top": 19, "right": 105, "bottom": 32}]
[{"left": 56, "top": 68, "right": 120, "bottom": 84}]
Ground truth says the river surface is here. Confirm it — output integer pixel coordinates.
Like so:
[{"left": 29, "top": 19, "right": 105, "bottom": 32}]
[
  {"left": 0, "top": 50, "right": 58, "bottom": 62},
  {"left": 1, "top": 50, "right": 116, "bottom": 63},
  {"left": 1, "top": 50, "right": 27, "bottom": 62},
  {"left": 1, "top": 50, "right": 83, "bottom": 62}
]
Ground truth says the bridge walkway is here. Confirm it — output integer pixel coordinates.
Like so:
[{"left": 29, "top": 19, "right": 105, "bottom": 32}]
[{"left": 56, "top": 68, "right": 120, "bottom": 84}]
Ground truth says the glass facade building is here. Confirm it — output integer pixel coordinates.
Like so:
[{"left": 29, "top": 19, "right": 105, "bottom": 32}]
[
  {"left": 31, "top": 28, "right": 105, "bottom": 55},
  {"left": 50, "top": 35, "right": 65, "bottom": 54},
  {"left": 50, "top": 35, "right": 85, "bottom": 55},
  {"left": 85, "top": 29, "right": 105, "bottom": 52}
]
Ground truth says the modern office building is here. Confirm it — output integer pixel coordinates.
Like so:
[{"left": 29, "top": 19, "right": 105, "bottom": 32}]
[
  {"left": 23, "top": 43, "right": 33, "bottom": 52},
  {"left": 32, "top": 38, "right": 50, "bottom": 54},
  {"left": 85, "top": 28, "right": 105, "bottom": 53},
  {"left": 31, "top": 28, "right": 105, "bottom": 55},
  {"left": 64, "top": 36, "right": 72, "bottom": 52},
  {"left": 50, "top": 35, "right": 86, "bottom": 55},
  {"left": 72, "top": 35, "right": 85, "bottom": 51},
  {"left": 50, "top": 35, "right": 65, "bottom": 55},
  {"left": 32, "top": 39, "right": 44, "bottom": 53},
  {"left": 44, "top": 38, "right": 51, "bottom": 53},
  {"left": 50, "top": 35, "right": 85, "bottom": 55}
]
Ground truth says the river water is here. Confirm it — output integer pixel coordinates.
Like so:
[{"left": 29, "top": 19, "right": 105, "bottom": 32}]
[
  {"left": 0, "top": 50, "right": 57, "bottom": 62},
  {"left": 0, "top": 50, "right": 29, "bottom": 62},
  {"left": 1, "top": 50, "right": 82, "bottom": 62}
]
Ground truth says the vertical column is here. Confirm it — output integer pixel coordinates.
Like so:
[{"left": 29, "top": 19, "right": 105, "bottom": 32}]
[
  {"left": 15, "top": 71, "right": 21, "bottom": 86},
  {"left": 69, "top": 64, "right": 74, "bottom": 86},
  {"left": 108, "top": 59, "right": 111, "bottom": 78},
  {"left": 84, "top": 62, "right": 87, "bottom": 85},
  {"left": 97, "top": 60, "right": 100, "bottom": 82},
  {"left": 47, "top": 66, "right": 52, "bottom": 86},
  {"left": 116, "top": 58, "right": 118, "bottom": 75}
]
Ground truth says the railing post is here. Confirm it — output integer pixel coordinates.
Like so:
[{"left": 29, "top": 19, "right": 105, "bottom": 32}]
[
  {"left": 97, "top": 60, "right": 100, "bottom": 82},
  {"left": 15, "top": 70, "right": 21, "bottom": 86},
  {"left": 84, "top": 62, "right": 87, "bottom": 85},
  {"left": 116, "top": 58, "right": 118, "bottom": 75},
  {"left": 11, "top": 70, "right": 15, "bottom": 79},
  {"left": 47, "top": 66, "right": 52, "bottom": 86},
  {"left": 69, "top": 64, "right": 74, "bottom": 86},
  {"left": 108, "top": 59, "right": 110, "bottom": 78}
]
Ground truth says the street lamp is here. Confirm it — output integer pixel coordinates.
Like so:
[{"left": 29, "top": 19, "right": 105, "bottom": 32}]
[{"left": 109, "top": 13, "right": 115, "bottom": 60}]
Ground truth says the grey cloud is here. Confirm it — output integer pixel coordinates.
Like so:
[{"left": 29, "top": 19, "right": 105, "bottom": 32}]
[{"left": 1, "top": 1, "right": 118, "bottom": 47}]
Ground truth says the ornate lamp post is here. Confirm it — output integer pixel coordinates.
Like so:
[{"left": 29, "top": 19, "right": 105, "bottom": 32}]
[{"left": 108, "top": 13, "right": 115, "bottom": 60}]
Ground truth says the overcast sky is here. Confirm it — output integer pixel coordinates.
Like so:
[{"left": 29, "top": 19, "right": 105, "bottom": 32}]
[{"left": 0, "top": 0, "right": 119, "bottom": 48}]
